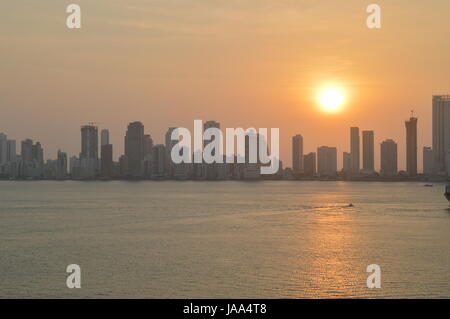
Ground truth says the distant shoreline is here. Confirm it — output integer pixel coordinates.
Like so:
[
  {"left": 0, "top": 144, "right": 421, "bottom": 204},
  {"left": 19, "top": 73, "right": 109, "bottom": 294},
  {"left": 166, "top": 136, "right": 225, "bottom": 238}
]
[{"left": 0, "top": 177, "right": 447, "bottom": 183}]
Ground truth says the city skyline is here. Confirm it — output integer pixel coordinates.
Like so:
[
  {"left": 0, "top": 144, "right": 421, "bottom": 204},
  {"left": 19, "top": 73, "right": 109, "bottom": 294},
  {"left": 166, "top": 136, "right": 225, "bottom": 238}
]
[
  {"left": 3, "top": 1, "right": 450, "bottom": 173},
  {"left": 2, "top": 95, "right": 450, "bottom": 178}
]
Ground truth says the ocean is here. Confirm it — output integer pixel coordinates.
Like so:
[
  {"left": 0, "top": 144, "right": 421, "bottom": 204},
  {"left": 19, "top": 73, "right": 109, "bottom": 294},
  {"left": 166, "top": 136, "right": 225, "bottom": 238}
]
[{"left": 0, "top": 181, "right": 449, "bottom": 298}]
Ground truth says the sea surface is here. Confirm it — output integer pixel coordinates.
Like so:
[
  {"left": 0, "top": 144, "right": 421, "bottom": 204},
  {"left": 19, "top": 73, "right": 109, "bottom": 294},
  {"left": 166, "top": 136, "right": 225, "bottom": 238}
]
[{"left": 0, "top": 181, "right": 449, "bottom": 298}]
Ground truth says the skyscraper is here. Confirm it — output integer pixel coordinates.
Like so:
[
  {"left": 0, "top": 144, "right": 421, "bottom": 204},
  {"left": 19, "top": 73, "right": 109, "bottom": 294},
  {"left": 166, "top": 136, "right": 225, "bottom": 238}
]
[
  {"left": 79, "top": 125, "right": 98, "bottom": 178},
  {"left": 21, "top": 139, "right": 34, "bottom": 163},
  {"left": 80, "top": 125, "right": 98, "bottom": 161},
  {"left": 56, "top": 150, "right": 68, "bottom": 179},
  {"left": 350, "top": 127, "right": 360, "bottom": 173},
  {"left": 362, "top": 130, "right": 375, "bottom": 173},
  {"left": 292, "top": 134, "right": 303, "bottom": 173},
  {"left": 32, "top": 142, "right": 44, "bottom": 166},
  {"left": 380, "top": 139, "right": 398, "bottom": 177},
  {"left": 152, "top": 144, "right": 166, "bottom": 178},
  {"left": 423, "top": 146, "right": 434, "bottom": 176},
  {"left": 343, "top": 152, "right": 351, "bottom": 173},
  {"left": 0, "top": 133, "right": 7, "bottom": 165},
  {"left": 405, "top": 115, "right": 418, "bottom": 176},
  {"left": 432, "top": 95, "right": 450, "bottom": 174},
  {"left": 101, "top": 129, "right": 109, "bottom": 146},
  {"left": 303, "top": 152, "right": 316, "bottom": 175},
  {"left": 6, "top": 140, "right": 16, "bottom": 163},
  {"left": 317, "top": 146, "right": 337, "bottom": 176},
  {"left": 125, "top": 121, "right": 145, "bottom": 177},
  {"left": 101, "top": 144, "right": 113, "bottom": 179},
  {"left": 143, "top": 134, "right": 153, "bottom": 159}
]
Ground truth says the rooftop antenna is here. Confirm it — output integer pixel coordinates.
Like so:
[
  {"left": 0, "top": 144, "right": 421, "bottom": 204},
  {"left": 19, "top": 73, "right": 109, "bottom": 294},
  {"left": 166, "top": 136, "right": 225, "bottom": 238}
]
[{"left": 411, "top": 109, "right": 414, "bottom": 118}]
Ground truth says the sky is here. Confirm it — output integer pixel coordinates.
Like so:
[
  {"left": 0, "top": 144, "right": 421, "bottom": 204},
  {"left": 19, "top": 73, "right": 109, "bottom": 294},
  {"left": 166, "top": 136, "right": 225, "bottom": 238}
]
[{"left": 2, "top": 0, "right": 450, "bottom": 171}]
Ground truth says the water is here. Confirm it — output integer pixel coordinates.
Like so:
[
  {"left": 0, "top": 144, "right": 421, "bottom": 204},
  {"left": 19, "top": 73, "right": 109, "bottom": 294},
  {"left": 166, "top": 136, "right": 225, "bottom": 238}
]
[{"left": 0, "top": 181, "right": 449, "bottom": 298}]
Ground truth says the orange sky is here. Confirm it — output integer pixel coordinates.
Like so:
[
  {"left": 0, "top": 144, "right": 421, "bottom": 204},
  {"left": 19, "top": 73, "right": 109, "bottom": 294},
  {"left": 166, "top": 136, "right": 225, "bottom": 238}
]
[{"left": 2, "top": 0, "right": 450, "bottom": 171}]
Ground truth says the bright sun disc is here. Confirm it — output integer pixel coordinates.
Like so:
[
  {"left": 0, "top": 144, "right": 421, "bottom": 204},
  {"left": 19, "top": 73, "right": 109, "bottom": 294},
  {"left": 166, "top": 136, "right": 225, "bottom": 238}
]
[{"left": 319, "top": 88, "right": 345, "bottom": 112}]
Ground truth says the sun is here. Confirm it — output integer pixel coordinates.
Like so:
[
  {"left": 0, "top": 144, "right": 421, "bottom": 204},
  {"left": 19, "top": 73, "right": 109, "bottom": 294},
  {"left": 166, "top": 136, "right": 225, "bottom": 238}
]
[{"left": 318, "top": 88, "right": 345, "bottom": 112}]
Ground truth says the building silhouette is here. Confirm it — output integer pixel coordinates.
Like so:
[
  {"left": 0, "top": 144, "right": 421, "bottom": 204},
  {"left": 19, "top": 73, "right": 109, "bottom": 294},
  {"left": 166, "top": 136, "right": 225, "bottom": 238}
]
[
  {"left": 0, "top": 133, "right": 7, "bottom": 165},
  {"left": 423, "top": 146, "right": 434, "bottom": 176},
  {"left": 317, "top": 146, "right": 337, "bottom": 176},
  {"left": 101, "top": 129, "right": 109, "bottom": 146},
  {"left": 380, "top": 139, "right": 398, "bottom": 177},
  {"left": 432, "top": 95, "right": 450, "bottom": 175},
  {"left": 125, "top": 121, "right": 145, "bottom": 178},
  {"left": 350, "top": 127, "right": 360, "bottom": 173},
  {"left": 56, "top": 150, "right": 68, "bottom": 179},
  {"left": 101, "top": 144, "right": 113, "bottom": 179},
  {"left": 152, "top": 144, "right": 166, "bottom": 178},
  {"left": 80, "top": 125, "right": 98, "bottom": 161},
  {"left": 303, "top": 152, "right": 316, "bottom": 175},
  {"left": 342, "top": 151, "right": 351, "bottom": 173},
  {"left": 362, "top": 130, "right": 375, "bottom": 173},
  {"left": 292, "top": 134, "right": 303, "bottom": 174},
  {"left": 405, "top": 115, "right": 418, "bottom": 176}
]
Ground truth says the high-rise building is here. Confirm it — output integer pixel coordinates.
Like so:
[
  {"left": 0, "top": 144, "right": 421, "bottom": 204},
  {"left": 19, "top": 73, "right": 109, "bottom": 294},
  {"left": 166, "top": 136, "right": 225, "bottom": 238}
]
[
  {"left": 350, "top": 127, "right": 360, "bottom": 173},
  {"left": 21, "top": 139, "right": 34, "bottom": 163},
  {"left": 80, "top": 125, "right": 98, "bottom": 161},
  {"left": 423, "top": 147, "right": 434, "bottom": 176},
  {"left": 343, "top": 152, "right": 351, "bottom": 173},
  {"left": 143, "top": 134, "right": 153, "bottom": 159},
  {"left": 317, "top": 146, "right": 337, "bottom": 176},
  {"left": 101, "top": 129, "right": 109, "bottom": 146},
  {"left": 292, "top": 134, "right": 303, "bottom": 173},
  {"left": 303, "top": 152, "right": 316, "bottom": 175},
  {"left": 362, "top": 130, "right": 375, "bottom": 173},
  {"left": 125, "top": 121, "right": 145, "bottom": 177},
  {"left": 380, "top": 139, "right": 397, "bottom": 177},
  {"left": 0, "top": 133, "right": 7, "bottom": 165},
  {"left": 152, "top": 144, "right": 166, "bottom": 178},
  {"left": 405, "top": 116, "right": 418, "bottom": 176},
  {"left": 32, "top": 142, "right": 44, "bottom": 166},
  {"left": 101, "top": 144, "right": 113, "bottom": 179},
  {"left": 79, "top": 125, "right": 98, "bottom": 178},
  {"left": 6, "top": 140, "right": 16, "bottom": 163},
  {"left": 69, "top": 156, "right": 79, "bottom": 175},
  {"left": 432, "top": 95, "right": 450, "bottom": 174},
  {"left": 56, "top": 150, "right": 68, "bottom": 179}
]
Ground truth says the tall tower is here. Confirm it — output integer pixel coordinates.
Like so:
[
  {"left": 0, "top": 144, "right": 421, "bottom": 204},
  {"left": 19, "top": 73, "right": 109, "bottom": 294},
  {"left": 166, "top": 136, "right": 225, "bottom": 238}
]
[
  {"left": 317, "top": 146, "right": 337, "bottom": 176},
  {"left": 80, "top": 125, "right": 98, "bottom": 161},
  {"left": 303, "top": 152, "right": 316, "bottom": 175},
  {"left": 125, "top": 121, "right": 145, "bottom": 177},
  {"left": 362, "top": 130, "right": 375, "bottom": 172},
  {"left": 380, "top": 139, "right": 398, "bottom": 177},
  {"left": 292, "top": 134, "right": 303, "bottom": 173},
  {"left": 0, "top": 133, "right": 7, "bottom": 165},
  {"left": 21, "top": 139, "right": 34, "bottom": 163},
  {"left": 101, "top": 129, "right": 109, "bottom": 146},
  {"left": 432, "top": 95, "right": 450, "bottom": 174},
  {"left": 343, "top": 152, "right": 351, "bottom": 173},
  {"left": 423, "top": 146, "right": 434, "bottom": 175},
  {"left": 350, "top": 127, "right": 360, "bottom": 173},
  {"left": 405, "top": 114, "right": 418, "bottom": 176}
]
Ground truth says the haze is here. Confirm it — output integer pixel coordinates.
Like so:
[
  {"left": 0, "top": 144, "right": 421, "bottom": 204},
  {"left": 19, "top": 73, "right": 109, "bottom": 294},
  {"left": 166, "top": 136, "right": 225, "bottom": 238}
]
[{"left": 2, "top": 0, "right": 450, "bottom": 170}]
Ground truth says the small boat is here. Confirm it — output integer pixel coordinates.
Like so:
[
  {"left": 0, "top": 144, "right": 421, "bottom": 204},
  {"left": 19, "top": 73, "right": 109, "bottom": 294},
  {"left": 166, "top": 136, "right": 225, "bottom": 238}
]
[
  {"left": 445, "top": 185, "right": 450, "bottom": 201},
  {"left": 424, "top": 184, "right": 433, "bottom": 187}
]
